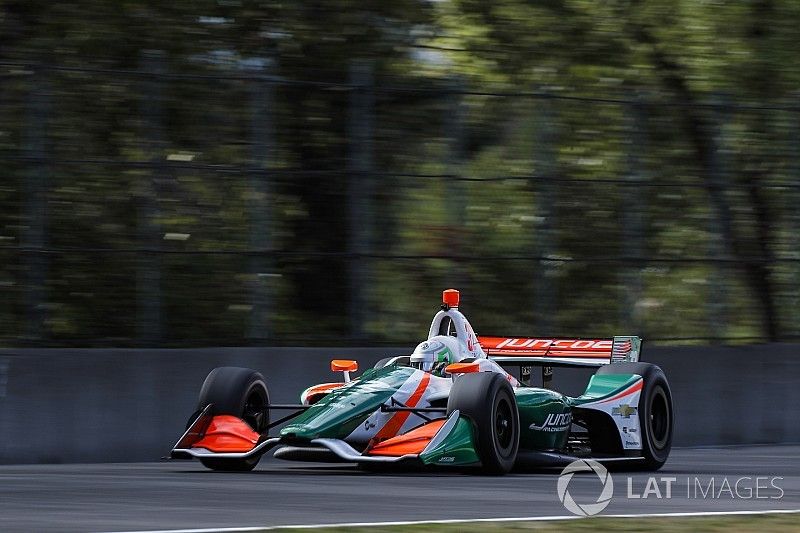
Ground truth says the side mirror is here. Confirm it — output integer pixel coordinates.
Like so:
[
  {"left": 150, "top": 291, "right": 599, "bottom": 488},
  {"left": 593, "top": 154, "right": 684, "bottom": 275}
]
[
  {"left": 331, "top": 359, "right": 358, "bottom": 383},
  {"left": 444, "top": 362, "right": 480, "bottom": 375}
]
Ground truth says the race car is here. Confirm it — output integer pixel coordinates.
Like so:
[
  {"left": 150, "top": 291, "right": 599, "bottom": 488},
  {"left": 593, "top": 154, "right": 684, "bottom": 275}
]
[{"left": 171, "top": 289, "right": 673, "bottom": 474}]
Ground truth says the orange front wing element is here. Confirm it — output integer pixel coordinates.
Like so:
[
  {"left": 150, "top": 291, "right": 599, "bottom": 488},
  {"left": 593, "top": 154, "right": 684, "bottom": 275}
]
[
  {"left": 367, "top": 419, "right": 446, "bottom": 456},
  {"left": 191, "top": 415, "right": 260, "bottom": 453}
]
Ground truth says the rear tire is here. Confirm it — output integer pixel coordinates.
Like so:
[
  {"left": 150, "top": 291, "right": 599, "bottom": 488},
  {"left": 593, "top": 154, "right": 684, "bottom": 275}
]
[
  {"left": 447, "top": 372, "right": 519, "bottom": 475},
  {"left": 196, "top": 367, "right": 270, "bottom": 472},
  {"left": 597, "top": 362, "right": 673, "bottom": 470}
]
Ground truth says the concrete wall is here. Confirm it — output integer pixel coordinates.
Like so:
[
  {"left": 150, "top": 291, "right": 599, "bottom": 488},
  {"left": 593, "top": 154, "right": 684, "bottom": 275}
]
[{"left": 0, "top": 344, "right": 798, "bottom": 464}]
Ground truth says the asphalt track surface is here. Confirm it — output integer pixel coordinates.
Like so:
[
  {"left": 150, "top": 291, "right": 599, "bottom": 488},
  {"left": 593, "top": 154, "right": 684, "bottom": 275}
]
[{"left": 1, "top": 445, "right": 798, "bottom": 532}]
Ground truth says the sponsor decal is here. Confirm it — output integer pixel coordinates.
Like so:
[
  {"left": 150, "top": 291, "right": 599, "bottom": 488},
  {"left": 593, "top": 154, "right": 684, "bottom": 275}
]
[
  {"left": 529, "top": 412, "right": 572, "bottom": 432},
  {"left": 493, "top": 338, "right": 612, "bottom": 350},
  {"left": 612, "top": 404, "right": 638, "bottom": 418},
  {"left": 438, "top": 456, "right": 455, "bottom": 463},
  {"left": 328, "top": 401, "right": 356, "bottom": 409},
  {"left": 465, "top": 322, "right": 477, "bottom": 352}
]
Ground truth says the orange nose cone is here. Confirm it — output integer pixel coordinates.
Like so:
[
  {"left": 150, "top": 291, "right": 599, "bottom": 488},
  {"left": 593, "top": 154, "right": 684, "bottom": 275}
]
[{"left": 442, "top": 289, "right": 460, "bottom": 308}]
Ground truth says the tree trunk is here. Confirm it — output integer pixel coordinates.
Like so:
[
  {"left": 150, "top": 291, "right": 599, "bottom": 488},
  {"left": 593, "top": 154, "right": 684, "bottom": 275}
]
[{"left": 629, "top": 21, "right": 780, "bottom": 341}]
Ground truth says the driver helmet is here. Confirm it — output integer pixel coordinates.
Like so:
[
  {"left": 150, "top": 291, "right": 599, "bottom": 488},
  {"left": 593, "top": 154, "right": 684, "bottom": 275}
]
[{"left": 410, "top": 336, "right": 459, "bottom": 374}]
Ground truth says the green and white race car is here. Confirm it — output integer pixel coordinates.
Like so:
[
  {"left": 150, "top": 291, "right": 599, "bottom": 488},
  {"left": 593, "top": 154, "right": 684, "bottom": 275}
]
[{"left": 171, "top": 289, "right": 674, "bottom": 474}]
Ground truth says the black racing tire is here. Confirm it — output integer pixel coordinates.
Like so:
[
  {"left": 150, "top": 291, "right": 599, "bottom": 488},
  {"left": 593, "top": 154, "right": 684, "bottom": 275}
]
[
  {"left": 447, "top": 372, "right": 519, "bottom": 475},
  {"left": 597, "top": 362, "right": 673, "bottom": 470},
  {"left": 195, "top": 366, "right": 270, "bottom": 472}
]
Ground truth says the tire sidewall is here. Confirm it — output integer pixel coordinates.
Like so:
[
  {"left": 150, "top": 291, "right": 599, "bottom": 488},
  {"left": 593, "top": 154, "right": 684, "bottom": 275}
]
[
  {"left": 597, "top": 362, "right": 674, "bottom": 469},
  {"left": 639, "top": 372, "right": 673, "bottom": 467},
  {"left": 447, "top": 372, "right": 520, "bottom": 474},
  {"left": 195, "top": 367, "right": 270, "bottom": 472},
  {"left": 198, "top": 367, "right": 270, "bottom": 433},
  {"left": 488, "top": 382, "right": 519, "bottom": 468}
]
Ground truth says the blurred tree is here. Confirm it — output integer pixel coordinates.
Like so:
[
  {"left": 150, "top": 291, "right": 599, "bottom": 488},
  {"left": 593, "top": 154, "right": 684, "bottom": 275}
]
[
  {"left": 0, "top": 0, "right": 798, "bottom": 345},
  {"left": 432, "top": 0, "right": 800, "bottom": 341}
]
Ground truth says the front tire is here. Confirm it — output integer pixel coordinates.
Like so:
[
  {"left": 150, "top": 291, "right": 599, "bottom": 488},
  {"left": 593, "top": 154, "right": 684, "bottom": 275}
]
[
  {"left": 447, "top": 372, "right": 519, "bottom": 475},
  {"left": 196, "top": 366, "right": 270, "bottom": 472},
  {"left": 597, "top": 362, "right": 673, "bottom": 470}
]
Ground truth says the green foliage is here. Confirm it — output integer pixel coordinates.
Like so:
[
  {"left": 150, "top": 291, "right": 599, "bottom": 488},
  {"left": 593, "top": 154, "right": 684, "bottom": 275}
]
[{"left": 0, "top": 0, "right": 798, "bottom": 345}]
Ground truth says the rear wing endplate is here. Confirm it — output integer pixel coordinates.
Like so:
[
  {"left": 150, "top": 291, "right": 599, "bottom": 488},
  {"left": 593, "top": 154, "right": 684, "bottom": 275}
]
[{"left": 478, "top": 335, "right": 641, "bottom": 367}]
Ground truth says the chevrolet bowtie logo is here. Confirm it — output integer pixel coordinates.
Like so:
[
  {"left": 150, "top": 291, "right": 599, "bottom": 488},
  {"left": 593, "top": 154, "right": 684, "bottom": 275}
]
[{"left": 612, "top": 404, "right": 637, "bottom": 418}]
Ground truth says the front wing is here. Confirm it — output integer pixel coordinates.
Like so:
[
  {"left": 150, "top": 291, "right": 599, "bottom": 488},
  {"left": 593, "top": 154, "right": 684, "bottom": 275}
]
[
  {"left": 171, "top": 407, "right": 478, "bottom": 466},
  {"left": 171, "top": 404, "right": 645, "bottom": 469}
]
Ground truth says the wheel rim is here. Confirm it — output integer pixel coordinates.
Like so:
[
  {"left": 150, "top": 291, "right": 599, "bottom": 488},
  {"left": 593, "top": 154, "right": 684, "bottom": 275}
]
[
  {"left": 494, "top": 397, "right": 513, "bottom": 452},
  {"left": 242, "top": 385, "right": 268, "bottom": 433},
  {"left": 649, "top": 386, "right": 669, "bottom": 450}
]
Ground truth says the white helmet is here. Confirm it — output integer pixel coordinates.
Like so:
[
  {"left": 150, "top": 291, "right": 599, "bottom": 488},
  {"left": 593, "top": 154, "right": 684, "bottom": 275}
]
[{"left": 410, "top": 336, "right": 461, "bottom": 373}]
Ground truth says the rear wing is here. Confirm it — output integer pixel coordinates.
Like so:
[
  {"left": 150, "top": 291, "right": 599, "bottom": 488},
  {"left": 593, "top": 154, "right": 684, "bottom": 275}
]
[{"left": 478, "top": 336, "right": 641, "bottom": 367}]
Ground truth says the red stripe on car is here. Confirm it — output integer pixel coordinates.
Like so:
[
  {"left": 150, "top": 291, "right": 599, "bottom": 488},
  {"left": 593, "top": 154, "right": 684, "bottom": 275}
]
[{"left": 372, "top": 373, "right": 431, "bottom": 442}]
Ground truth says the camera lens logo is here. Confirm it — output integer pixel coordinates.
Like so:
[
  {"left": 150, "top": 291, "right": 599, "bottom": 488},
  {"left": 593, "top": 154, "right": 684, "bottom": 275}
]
[{"left": 557, "top": 459, "right": 614, "bottom": 516}]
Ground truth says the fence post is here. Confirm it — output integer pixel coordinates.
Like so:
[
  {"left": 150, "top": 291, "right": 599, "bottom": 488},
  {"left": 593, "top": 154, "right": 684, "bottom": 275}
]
[
  {"left": 533, "top": 92, "right": 557, "bottom": 333},
  {"left": 22, "top": 66, "right": 50, "bottom": 342},
  {"left": 347, "top": 60, "right": 374, "bottom": 339},
  {"left": 444, "top": 77, "right": 467, "bottom": 292},
  {"left": 137, "top": 51, "right": 164, "bottom": 345},
  {"left": 620, "top": 93, "right": 647, "bottom": 332},
  {"left": 706, "top": 95, "right": 730, "bottom": 339},
  {"left": 247, "top": 62, "right": 275, "bottom": 341}
]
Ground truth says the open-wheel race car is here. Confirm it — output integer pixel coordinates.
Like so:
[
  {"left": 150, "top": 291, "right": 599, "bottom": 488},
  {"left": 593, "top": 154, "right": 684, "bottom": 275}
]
[{"left": 170, "top": 289, "right": 674, "bottom": 474}]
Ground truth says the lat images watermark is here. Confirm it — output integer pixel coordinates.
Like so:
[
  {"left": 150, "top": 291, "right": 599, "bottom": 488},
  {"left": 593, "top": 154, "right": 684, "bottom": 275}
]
[
  {"left": 556, "top": 459, "right": 614, "bottom": 516},
  {"left": 557, "top": 459, "right": 785, "bottom": 517}
]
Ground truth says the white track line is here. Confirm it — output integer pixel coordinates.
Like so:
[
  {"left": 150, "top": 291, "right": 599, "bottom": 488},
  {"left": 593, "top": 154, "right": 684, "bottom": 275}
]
[{"left": 102, "top": 508, "right": 800, "bottom": 533}]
